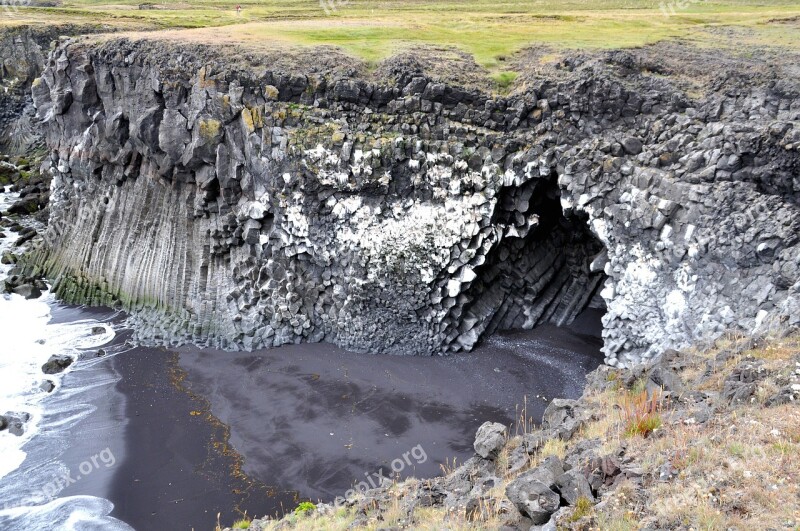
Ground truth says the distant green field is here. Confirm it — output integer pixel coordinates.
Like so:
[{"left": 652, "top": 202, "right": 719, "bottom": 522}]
[{"left": 3, "top": 0, "right": 799, "bottom": 70}]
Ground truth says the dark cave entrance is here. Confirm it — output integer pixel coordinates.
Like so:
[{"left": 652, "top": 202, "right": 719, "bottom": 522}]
[{"left": 446, "top": 174, "right": 608, "bottom": 352}]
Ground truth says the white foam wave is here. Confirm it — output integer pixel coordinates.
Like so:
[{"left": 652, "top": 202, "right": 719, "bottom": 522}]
[
  {"left": 0, "top": 495, "right": 131, "bottom": 531},
  {"left": 0, "top": 292, "right": 115, "bottom": 480},
  {"left": 1, "top": 188, "right": 132, "bottom": 529}
]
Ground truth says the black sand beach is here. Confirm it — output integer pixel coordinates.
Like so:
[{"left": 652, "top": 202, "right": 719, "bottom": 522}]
[
  {"left": 37, "top": 307, "right": 602, "bottom": 530},
  {"left": 107, "top": 346, "right": 294, "bottom": 530},
  {"left": 176, "top": 310, "right": 605, "bottom": 515}
]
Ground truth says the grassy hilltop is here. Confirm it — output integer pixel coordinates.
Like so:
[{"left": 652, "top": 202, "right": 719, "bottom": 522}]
[{"left": 2, "top": 0, "right": 799, "bottom": 74}]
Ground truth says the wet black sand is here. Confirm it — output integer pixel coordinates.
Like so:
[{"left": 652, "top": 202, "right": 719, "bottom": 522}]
[
  {"left": 177, "top": 310, "right": 604, "bottom": 518},
  {"left": 107, "top": 346, "right": 295, "bottom": 530},
  {"left": 46, "top": 307, "right": 602, "bottom": 530}
]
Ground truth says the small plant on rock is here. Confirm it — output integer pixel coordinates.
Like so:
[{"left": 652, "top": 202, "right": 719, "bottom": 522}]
[
  {"left": 620, "top": 388, "right": 662, "bottom": 438},
  {"left": 294, "top": 501, "right": 316, "bottom": 516},
  {"left": 568, "top": 496, "right": 595, "bottom": 522}
]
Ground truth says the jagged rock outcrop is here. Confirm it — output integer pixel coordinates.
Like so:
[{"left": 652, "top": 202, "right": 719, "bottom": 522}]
[
  {"left": 0, "top": 25, "right": 113, "bottom": 156},
  {"left": 23, "top": 38, "right": 800, "bottom": 365}
]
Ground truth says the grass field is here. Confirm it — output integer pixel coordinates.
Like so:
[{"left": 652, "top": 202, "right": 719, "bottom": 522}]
[{"left": 3, "top": 0, "right": 799, "bottom": 70}]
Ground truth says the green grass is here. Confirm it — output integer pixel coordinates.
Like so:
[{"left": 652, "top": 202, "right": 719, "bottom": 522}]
[
  {"left": 2, "top": 0, "right": 798, "bottom": 75},
  {"left": 232, "top": 519, "right": 251, "bottom": 529}
]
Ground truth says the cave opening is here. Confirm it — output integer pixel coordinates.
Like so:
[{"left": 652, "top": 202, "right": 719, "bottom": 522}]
[{"left": 449, "top": 174, "right": 608, "bottom": 351}]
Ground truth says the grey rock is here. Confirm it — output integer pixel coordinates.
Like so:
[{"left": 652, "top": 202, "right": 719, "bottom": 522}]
[
  {"left": 2, "top": 412, "right": 30, "bottom": 437},
  {"left": 12, "top": 283, "right": 42, "bottom": 299},
  {"left": 11, "top": 38, "right": 799, "bottom": 368},
  {"left": 542, "top": 399, "right": 585, "bottom": 440},
  {"left": 555, "top": 469, "right": 595, "bottom": 505},
  {"left": 766, "top": 384, "right": 800, "bottom": 406},
  {"left": 42, "top": 354, "right": 73, "bottom": 374},
  {"left": 530, "top": 516, "right": 557, "bottom": 531},
  {"left": 505, "top": 472, "right": 561, "bottom": 524},
  {"left": 621, "top": 137, "right": 643, "bottom": 155},
  {"left": 515, "top": 456, "right": 565, "bottom": 492},
  {"left": 474, "top": 421, "right": 508, "bottom": 459},
  {"left": 521, "top": 430, "right": 555, "bottom": 455},
  {"left": 722, "top": 359, "right": 768, "bottom": 404},
  {"left": 582, "top": 455, "right": 621, "bottom": 491}
]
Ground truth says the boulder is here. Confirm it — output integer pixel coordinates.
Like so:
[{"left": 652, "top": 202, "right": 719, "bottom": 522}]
[
  {"left": 12, "top": 284, "right": 42, "bottom": 299},
  {"left": 505, "top": 471, "right": 561, "bottom": 524},
  {"left": 473, "top": 421, "right": 507, "bottom": 459},
  {"left": 582, "top": 455, "right": 622, "bottom": 491},
  {"left": 542, "top": 399, "right": 585, "bottom": 440},
  {"left": 645, "top": 365, "right": 684, "bottom": 395},
  {"left": 7, "top": 196, "right": 40, "bottom": 215},
  {"left": 621, "top": 137, "right": 643, "bottom": 155},
  {"left": 39, "top": 380, "right": 55, "bottom": 393},
  {"left": 2, "top": 412, "right": 30, "bottom": 436},
  {"left": 555, "top": 469, "right": 595, "bottom": 505},
  {"left": 722, "top": 359, "right": 767, "bottom": 405},
  {"left": 766, "top": 384, "right": 800, "bottom": 406},
  {"left": 528, "top": 456, "right": 566, "bottom": 488},
  {"left": 42, "top": 354, "right": 73, "bottom": 374}
]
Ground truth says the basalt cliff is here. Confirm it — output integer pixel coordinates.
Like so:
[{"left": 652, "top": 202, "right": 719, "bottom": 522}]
[{"left": 20, "top": 38, "right": 800, "bottom": 366}]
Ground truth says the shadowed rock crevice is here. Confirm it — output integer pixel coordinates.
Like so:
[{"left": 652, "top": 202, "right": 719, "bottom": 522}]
[{"left": 441, "top": 175, "right": 607, "bottom": 352}]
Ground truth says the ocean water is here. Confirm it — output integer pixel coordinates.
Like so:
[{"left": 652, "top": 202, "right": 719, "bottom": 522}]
[{"left": 0, "top": 188, "right": 133, "bottom": 530}]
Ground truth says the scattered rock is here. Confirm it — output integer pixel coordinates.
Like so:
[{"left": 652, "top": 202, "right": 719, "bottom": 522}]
[
  {"left": 39, "top": 380, "right": 55, "bottom": 393},
  {"left": 473, "top": 421, "right": 508, "bottom": 459},
  {"left": 722, "top": 359, "right": 767, "bottom": 405},
  {"left": 555, "top": 469, "right": 595, "bottom": 505},
  {"left": 766, "top": 384, "right": 800, "bottom": 406},
  {"left": 1, "top": 412, "right": 30, "bottom": 437},
  {"left": 582, "top": 455, "right": 622, "bottom": 491},
  {"left": 11, "top": 283, "right": 42, "bottom": 299},
  {"left": 542, "top": 399, "right": 585, "bottom": 440},
  {"left": 41, "top": 354, "right": 73, "bottom": 374},
  {"left": 621, "top": 136, "right": 643, "bottom": 155},
  {"left": 505, "top": 470, "right": 561, "bottom": 524}
]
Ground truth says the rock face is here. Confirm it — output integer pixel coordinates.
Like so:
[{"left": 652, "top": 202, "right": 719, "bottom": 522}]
[
  {"left": 0, "top": 25, "right": 106, "bottom": 156},
  {"left": 23, "top": 39, "right": 800, "bottom": 365}
]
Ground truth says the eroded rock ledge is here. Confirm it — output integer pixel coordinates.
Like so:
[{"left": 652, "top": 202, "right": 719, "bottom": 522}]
[{"left": 23, "top": 39, "right": 800, "bottom": 366}]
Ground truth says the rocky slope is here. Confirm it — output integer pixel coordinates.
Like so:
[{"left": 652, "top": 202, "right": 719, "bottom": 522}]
[
  {"left": 20, "top": 38, "right": 800, "bottom": 366},
  {"left": 229, "top": 332, "right": 800, "bottom": 530}
]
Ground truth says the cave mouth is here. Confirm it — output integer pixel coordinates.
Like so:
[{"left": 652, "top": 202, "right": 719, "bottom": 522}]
[{"left": 450, "top": 174, "right": 608, "bottom": 351}]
